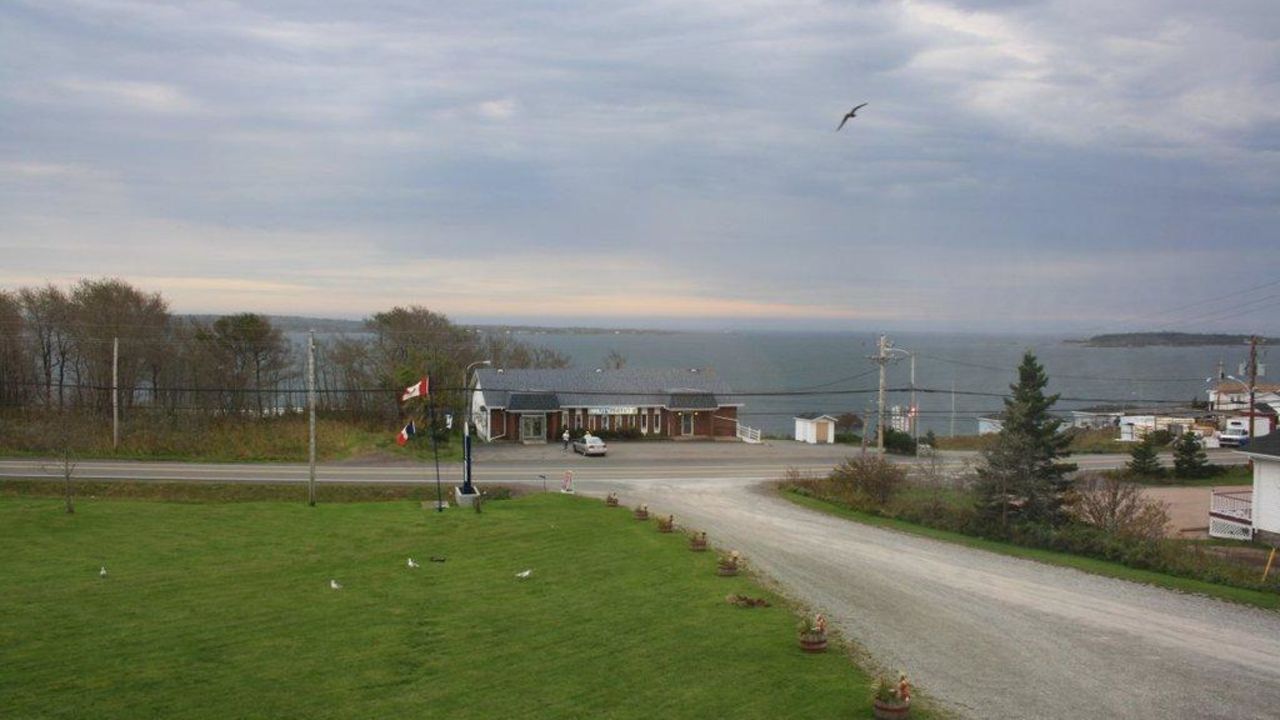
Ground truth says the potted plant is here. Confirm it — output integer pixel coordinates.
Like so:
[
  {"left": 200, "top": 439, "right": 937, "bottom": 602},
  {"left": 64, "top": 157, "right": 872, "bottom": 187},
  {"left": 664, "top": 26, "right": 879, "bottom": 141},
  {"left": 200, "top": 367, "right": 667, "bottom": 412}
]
[
  {"left": 797, "top": 613, "right": 828, "bottom": 653},
  {"left": 689, "top": 531, "right": 708, "bottom": 552},
  {"left": 716, "top": 550, "right": 741, "bottom": 576},
  {"left": 870, "top": 673, "right": 911, "bottom": 719},
  {"left": 633, "top": 503, "right": 649, "bottom": 521},
  {"left": 656, "top": 514, "right": 675, "bottom": 533},
  {"left": 604, "top": 492, "right": 619, "bottom": 507}
]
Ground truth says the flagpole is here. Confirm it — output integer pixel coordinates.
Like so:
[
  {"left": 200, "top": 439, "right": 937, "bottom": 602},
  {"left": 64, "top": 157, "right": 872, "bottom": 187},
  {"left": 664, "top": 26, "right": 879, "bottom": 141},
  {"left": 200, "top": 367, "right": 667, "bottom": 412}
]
[{"left": 429, "top": 383, "right": 444, "bottom": 512}]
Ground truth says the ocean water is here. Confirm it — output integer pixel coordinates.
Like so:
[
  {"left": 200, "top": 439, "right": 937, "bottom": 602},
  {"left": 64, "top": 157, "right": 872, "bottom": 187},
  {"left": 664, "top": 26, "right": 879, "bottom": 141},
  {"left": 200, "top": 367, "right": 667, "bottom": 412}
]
[{"left": 514, "top": 331, "right": 1255, "bottom": 437}]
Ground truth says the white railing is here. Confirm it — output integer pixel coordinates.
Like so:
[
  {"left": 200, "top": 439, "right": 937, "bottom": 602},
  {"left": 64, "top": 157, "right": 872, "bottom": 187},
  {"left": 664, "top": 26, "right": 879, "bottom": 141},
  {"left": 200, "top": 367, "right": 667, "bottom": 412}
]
[
  {"left": 1209, "top": 489, "right": 1253, "bottom": 540},
  {"left": 736, "top": 423, "right": 762, "bottom": 444}
]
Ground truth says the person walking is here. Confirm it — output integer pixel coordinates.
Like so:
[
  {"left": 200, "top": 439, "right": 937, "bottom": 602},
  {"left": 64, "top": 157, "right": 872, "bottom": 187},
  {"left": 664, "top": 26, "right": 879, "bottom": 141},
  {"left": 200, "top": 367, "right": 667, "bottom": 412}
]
[{"left": 562, "top": 429, "right": 571, "bottom": 451}]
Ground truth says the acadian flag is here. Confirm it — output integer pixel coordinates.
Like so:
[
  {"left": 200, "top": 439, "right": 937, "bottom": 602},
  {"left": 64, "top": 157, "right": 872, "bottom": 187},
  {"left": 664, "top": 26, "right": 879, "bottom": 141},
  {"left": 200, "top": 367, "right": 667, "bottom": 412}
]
[
  {"left": 396, "top": 421, "right": 417, "bottom": 447},
  {"left": 401, "top": 377, "right": 429, "bottom": 402}
]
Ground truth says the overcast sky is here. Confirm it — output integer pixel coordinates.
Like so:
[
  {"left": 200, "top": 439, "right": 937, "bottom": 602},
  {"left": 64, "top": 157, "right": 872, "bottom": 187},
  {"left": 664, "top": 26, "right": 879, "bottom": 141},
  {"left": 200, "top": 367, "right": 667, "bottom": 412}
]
[{"left": 2, "top": 0, "right": 1278, "bottom": 333}]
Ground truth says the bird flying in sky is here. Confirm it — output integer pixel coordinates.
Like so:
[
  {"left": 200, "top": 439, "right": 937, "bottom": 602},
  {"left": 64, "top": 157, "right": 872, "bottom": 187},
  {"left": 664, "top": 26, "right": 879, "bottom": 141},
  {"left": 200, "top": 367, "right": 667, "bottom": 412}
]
[{"left": 836, "top": 103, "right": 868, "bottom": 131}]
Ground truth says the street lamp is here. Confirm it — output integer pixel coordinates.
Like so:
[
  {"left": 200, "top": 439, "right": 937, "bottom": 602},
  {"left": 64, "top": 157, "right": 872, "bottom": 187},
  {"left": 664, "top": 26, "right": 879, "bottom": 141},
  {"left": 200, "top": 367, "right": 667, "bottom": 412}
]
[{"left": 461, "top": 359, "right": 492, "bottom": 495}]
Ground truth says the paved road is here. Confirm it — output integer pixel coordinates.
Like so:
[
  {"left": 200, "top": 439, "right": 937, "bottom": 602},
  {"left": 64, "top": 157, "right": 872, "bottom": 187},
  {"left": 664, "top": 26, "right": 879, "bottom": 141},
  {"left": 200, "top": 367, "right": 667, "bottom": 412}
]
[{"left": 1, "top": 445, "right": 1272, "bottom": 719}]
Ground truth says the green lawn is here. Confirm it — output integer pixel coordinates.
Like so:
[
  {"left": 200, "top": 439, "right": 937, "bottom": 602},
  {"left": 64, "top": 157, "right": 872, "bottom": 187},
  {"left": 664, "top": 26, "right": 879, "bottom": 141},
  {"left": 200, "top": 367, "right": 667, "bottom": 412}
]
[
  {"left": 780, "top": 489, "right": 1280, "bottom": 612},
  {"left": 0, "top": 493, "right": 931, "bottom": 719}
]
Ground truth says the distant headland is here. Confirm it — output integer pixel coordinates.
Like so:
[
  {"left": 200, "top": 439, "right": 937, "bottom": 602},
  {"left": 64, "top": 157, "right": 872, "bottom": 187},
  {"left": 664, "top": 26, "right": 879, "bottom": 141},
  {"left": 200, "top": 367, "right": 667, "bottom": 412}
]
[{"left": 1067, "top": 332, "right": 1276, "bottom": 348}]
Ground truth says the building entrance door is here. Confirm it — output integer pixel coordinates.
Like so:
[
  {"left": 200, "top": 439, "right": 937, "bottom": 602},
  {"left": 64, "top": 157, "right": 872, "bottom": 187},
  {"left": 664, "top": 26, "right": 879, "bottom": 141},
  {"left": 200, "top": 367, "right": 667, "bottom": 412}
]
[{"left": 520, "top": 414, "right": 546, "bottom": 443}]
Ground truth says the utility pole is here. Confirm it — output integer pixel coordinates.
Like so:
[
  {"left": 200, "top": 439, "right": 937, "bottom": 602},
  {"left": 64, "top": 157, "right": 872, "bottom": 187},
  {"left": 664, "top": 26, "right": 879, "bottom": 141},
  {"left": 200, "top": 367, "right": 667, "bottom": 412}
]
[
  {"left": 909, "top": 351, "right": 917, "bottom": 443},
  {"left": 111, "top": 337, "right": 119, "bottom": 449},
  {"left": 950, "top": 377, "right": 956, "bottom": 438},
  {"left": 873, "top": 334, "right": 888, "bottom": 453},
  {"left": 1246, "top": 335, "right": 1260, "bottom": 444},
  {"left": 307, "top": 330, "right": 317, "bottom": 506}
]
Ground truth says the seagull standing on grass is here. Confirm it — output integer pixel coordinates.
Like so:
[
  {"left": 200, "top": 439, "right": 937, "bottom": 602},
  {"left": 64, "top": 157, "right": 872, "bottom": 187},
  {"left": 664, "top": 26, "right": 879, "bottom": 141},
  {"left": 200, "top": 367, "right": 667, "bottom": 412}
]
[
  {"left": 99, "top": 566, "right": 107, "bottom": 578},
  {"left": 329, "top": 579, "right": 343, "bottom": 590},
  {"left": 515, "top": 569, "right": 532, "bottom": 580},
  {"left": 836, "top": 102, "right": 868, "bottom": 131},
  {"left": 407, "top": 558, "right": 419, "bottom": 569}
]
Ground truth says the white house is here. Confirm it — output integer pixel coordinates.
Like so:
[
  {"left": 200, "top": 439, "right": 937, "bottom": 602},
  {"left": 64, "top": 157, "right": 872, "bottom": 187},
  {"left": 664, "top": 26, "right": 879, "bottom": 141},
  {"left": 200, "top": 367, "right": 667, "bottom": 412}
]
[
  {"left": 1209, "top": 381, "right": 1280, "bottom": 412},
  {"left": 1231, "top": 433, "right": 1280, "bottom": 547},
  {"left": 794, "top": 413, "right": 837, "bottom": 444}
]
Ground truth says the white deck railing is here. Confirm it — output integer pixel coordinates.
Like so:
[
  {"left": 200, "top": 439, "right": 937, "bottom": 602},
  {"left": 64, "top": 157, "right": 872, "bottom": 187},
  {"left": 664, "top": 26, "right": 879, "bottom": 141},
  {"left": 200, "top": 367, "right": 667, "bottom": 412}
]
[
  {"left": 736, "top": 423, "right": 762, "bottom": 444},
  {"left": 1209, "top": 489, "right": 1253, "bottom": 540}
]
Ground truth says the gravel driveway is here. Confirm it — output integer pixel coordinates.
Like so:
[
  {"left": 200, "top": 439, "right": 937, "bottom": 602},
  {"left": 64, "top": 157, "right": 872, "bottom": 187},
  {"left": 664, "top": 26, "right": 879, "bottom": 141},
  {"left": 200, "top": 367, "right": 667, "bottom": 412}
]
[{"left": 615, "top": 478, "right": 1280, "bottom": 720}]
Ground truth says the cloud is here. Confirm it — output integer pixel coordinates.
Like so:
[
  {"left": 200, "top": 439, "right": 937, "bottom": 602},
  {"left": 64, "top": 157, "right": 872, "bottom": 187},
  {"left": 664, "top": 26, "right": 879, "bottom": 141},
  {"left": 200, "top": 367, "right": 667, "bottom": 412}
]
[{"left": 1, "top": 0, "right": 1278, "bottom": 332}]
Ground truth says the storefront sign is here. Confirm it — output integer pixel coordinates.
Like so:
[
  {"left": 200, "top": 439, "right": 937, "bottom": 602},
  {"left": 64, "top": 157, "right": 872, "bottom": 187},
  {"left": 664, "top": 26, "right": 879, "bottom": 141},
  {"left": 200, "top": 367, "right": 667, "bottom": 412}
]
[{"left": 587, "top": 406, "right": 638, "bottom": 415}]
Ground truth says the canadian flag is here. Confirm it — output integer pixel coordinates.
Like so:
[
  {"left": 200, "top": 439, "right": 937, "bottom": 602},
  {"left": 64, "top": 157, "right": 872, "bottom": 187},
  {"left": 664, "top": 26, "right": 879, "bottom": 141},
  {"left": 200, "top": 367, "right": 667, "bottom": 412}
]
[
  {"left": 396, "top": 420, "right": 416, "bottom": 447},
  {"left": 401, "top": 377, "right": 429, "bottom": 402}
]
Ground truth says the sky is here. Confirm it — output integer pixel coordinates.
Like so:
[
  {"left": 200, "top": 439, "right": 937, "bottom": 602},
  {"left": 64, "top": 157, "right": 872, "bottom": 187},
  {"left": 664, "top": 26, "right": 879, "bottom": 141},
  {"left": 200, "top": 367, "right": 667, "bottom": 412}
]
[{"left": 2, "top": 0, "right": 1279, "bottom": 333}]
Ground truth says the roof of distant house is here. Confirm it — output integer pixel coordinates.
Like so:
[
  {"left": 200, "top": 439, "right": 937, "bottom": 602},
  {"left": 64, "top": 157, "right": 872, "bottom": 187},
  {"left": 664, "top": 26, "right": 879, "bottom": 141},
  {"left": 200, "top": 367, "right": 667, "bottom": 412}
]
[
  {"left": 794, "top": 412, "right": 838, "bottom": 421},
  {"left": 1212, "top": 381, "right": 1280, "bottom": 394},
  {"left": 474, "top": 367, "right": 739, "bottom": 409}
]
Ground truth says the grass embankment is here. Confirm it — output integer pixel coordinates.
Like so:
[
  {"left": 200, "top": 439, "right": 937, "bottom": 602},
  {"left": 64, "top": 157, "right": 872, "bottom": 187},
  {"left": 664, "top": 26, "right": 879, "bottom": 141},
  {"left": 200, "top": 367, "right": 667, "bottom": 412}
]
[
  {"left": 780, "top": 488, "right": 1280, "bottom": 611},
  {"left": 934, "top": 429, "right": 1128, "bottom": 454},
  {"left": 1113, "top": 463, "right": 1252, "bottom": 488},
  {"left": 0, "top": 411, "right": 463, "bottom": 463},
  {"left": 0, "top": 493, "right": 938, "bottom": 719}
]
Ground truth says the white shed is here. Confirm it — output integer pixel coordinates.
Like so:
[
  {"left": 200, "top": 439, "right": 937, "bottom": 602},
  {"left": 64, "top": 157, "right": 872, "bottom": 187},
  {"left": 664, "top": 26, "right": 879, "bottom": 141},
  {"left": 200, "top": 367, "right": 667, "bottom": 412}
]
[{"left": 794, "top": 413, "right": 837, "bottom": 444}]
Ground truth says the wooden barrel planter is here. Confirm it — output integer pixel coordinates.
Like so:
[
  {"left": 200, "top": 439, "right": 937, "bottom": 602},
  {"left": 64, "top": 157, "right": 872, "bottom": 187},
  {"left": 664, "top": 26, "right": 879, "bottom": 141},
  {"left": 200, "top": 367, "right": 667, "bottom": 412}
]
[
  {"left": 656, "top": 515, "right": 674, "bottom": 533},
  {"left": 689, "top": 534, "right": 708, "bottom": 552},
  {"left": 872, "top": 700, "right": 911, "bottom": 719},
  {"left": 633, "top": 508, "right": 649, "bottom": 521},
  {"left": 798, "top": 632, "right": 828, "bottom": 653},
  {"left": 716, "top": 563, "right": 739, "bottom": 577},
  {"left": 604, "top": 496, "right": 619, "bottom": 507}
]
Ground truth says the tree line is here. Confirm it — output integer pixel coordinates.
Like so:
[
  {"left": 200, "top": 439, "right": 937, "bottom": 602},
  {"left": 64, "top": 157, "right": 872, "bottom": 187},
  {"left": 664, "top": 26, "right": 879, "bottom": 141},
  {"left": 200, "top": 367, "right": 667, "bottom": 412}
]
[{"left": 0, "top": 279, "right": 567, "bottom": 423}]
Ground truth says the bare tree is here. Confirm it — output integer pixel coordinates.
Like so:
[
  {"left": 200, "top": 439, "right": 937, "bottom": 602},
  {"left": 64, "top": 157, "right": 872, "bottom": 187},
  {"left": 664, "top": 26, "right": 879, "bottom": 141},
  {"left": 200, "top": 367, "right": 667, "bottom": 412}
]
[
  {"left": 1074, "top": 473, "right": 1170, "bottom": 541},
  {"left": 40, "top": 443, "right": 79, "bottom": 514}
]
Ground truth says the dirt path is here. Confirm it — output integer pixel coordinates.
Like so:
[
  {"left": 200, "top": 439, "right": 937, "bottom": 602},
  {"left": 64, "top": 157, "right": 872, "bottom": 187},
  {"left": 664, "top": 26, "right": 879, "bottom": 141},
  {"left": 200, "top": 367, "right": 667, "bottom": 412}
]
[
  {"left": 617, "top": 479, "right": 1280, "bottom": 720},
  {"left": 1141, "top": 485, "right": 1251, "bottom": 537}
]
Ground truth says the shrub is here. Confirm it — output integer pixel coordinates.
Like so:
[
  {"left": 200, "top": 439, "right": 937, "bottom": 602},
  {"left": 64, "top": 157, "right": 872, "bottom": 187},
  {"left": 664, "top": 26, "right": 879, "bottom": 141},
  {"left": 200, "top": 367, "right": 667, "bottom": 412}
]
[
  {"left": 1073, "top": 473, "right": 1170, "bottom": 541},
  {"left": 829, "top": 456, "right": 906, "bottom": 508},
  {"left": 881, "top": 428, "right": 917, "bottom": 456}
]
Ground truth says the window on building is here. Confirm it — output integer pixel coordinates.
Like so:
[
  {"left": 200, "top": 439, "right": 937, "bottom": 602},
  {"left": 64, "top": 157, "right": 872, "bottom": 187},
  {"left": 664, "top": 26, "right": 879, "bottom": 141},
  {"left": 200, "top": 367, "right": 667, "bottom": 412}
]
[
  {"left": 640, "top": 412, "right": 648, "bottom": 433},
  {"left": 681, "top": 412, "right": 694, "bottom": 435}
]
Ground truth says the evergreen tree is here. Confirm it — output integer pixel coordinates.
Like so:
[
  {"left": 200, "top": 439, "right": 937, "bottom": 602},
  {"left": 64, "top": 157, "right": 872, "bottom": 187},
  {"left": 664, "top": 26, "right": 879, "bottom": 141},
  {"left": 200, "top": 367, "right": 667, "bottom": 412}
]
[
  {"left": 974, "top": 352, "right": 1076, "bottom": 530},
  {"left": 1172, "top": 432, "right": 1211, "bottom": 478},
  {"left": 1126, "top": 436, "right": 1162, "bottom": 477},
  {"left": 923, "top": 429, "right": 938, "bottom": 448}
]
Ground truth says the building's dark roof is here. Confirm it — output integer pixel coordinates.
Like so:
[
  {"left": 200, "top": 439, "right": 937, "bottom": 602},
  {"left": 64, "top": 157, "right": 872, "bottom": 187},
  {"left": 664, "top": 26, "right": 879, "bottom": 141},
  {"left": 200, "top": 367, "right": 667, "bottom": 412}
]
[
  {"left": 1256, "top": 402, "right": 1277, "bottom": 416},
  {"left": 507, "top": 392, "right": 560, "bottom": 412},
  {"left": 1240, "top": 431, "right": 1280, "bottom": 459},
  {"left": 795, "top": 412, "right": 837, "bottom": 421},
  {"left": 667, "top": 392, "right": 719, "bottom": 411},
  {"left": 474, "top": 368, "right": 738, "bottom": 409}
]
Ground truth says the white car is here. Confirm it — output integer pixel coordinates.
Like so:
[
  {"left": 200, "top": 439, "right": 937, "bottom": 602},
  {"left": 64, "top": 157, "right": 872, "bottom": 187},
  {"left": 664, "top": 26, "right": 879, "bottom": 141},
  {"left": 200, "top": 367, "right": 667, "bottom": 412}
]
[{"left": 572, "top": 436, "right": 607, "bottom": 456}]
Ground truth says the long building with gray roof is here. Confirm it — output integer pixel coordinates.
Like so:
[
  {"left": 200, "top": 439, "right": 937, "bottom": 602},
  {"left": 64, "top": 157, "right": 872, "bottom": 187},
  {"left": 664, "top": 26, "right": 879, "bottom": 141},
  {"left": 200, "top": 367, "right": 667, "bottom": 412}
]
[{"left": 470, "top": 367, "right": 743, "bottom": 443}]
